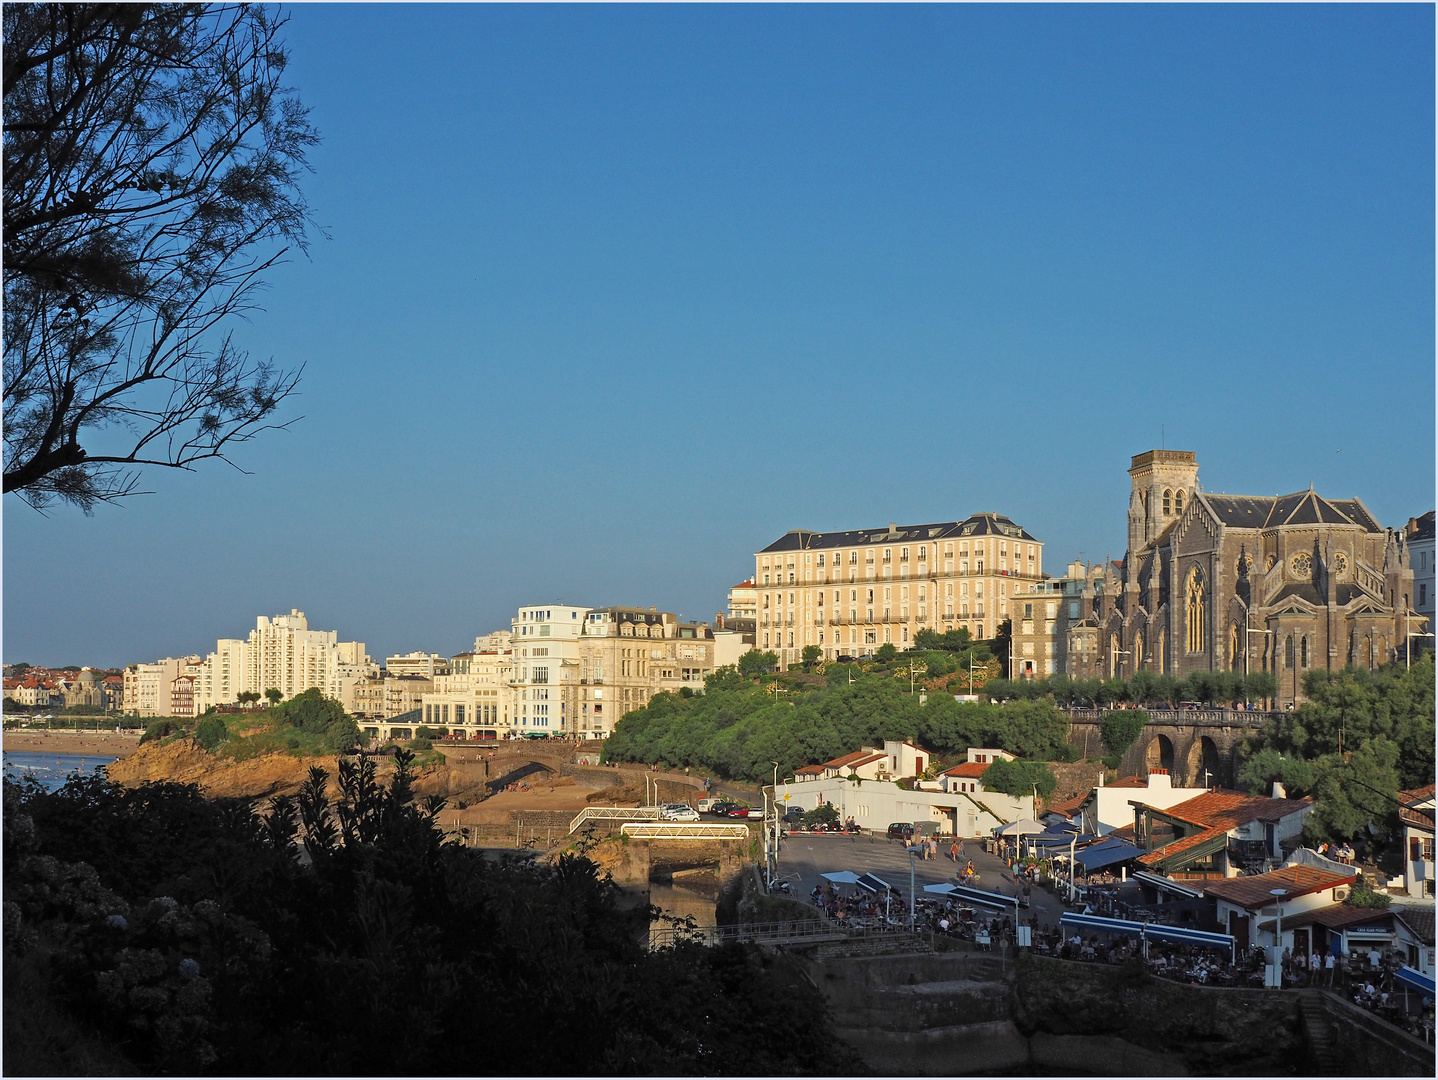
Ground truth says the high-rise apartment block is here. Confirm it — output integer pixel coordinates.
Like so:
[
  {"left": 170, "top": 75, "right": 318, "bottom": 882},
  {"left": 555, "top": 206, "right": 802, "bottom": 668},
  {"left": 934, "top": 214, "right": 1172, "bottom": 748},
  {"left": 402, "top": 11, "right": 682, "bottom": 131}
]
[
  {"left": 124, "top": 610, "right": 370, "bottom": 717},
  {"left": 754, "top": 514, "right": 1044, "bottom": 666}
]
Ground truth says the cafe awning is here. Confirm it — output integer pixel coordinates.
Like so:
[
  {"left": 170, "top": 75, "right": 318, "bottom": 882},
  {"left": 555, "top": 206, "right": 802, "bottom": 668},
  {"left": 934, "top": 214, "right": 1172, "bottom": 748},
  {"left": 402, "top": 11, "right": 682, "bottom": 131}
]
[
  {"left": 1074, "top": 839, "right": 1145, "bottom": 872},
  {"left": 948, "top": 883, "right": 1020, "bottom": 910},
  {"left": 856, "top": 872, "right": 893, "bottom": 894},
  {"left": 1060, "top": 911, "right": 1235, "bottom": 956},
  {"left": 820, "top": 871, "right": 862, "bottom": 885},
  {"left": 1132, "top": 871, "right": 1205, "bottom": 899},
  {"left": 1395, "top": 966, "right": 1435, "bottom": 995},
  {"left": 995, "top": 818, "right": 1045, "bottom": 837}
]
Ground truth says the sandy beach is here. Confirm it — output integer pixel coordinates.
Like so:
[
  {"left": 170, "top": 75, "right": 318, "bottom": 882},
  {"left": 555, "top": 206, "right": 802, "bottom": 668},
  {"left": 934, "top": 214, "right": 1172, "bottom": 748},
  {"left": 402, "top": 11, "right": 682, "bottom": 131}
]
[{"left": 3, "top": 730, "right": 143, "bottom": 757}]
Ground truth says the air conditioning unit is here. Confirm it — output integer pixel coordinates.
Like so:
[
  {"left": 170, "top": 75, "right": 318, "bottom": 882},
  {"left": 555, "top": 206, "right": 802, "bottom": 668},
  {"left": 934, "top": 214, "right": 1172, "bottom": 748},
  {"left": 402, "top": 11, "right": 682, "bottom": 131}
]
[{"left": 1334, "top": 886, "right": 1350, "bottom": 902}]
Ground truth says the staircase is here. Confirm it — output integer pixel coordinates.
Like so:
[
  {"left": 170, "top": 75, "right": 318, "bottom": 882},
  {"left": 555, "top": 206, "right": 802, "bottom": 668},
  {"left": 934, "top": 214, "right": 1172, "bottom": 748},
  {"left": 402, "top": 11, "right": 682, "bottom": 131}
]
[
  {"left": 1298, "top": 991, "right": 1337, "bottom": 1075},
  {"left": 814, "top": 932, "right": 931, "bottom": 961}
]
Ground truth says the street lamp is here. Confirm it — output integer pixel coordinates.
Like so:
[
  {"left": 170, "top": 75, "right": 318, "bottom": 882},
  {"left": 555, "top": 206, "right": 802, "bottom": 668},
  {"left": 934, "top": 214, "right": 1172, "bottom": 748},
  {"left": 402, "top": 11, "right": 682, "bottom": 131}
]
[
  {"left": 1269, "top": 888, "right": 1288, "bottom": 987},
  {"left": 1242, "top": 611, "right": 1274, "bottom": 708},
  {"left": 1110, "top": 649, "right": 1130, "bottom": 684}
]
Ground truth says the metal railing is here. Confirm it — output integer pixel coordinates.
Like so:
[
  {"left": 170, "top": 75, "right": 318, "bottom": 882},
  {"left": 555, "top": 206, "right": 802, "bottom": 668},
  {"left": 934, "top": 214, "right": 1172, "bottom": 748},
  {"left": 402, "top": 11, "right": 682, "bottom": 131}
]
[
  {"left": 568, "top": 806, "right": 661, "bottom": 834},
  {"left": 620, "top": 822, "right": 750, "bottom": 840}
]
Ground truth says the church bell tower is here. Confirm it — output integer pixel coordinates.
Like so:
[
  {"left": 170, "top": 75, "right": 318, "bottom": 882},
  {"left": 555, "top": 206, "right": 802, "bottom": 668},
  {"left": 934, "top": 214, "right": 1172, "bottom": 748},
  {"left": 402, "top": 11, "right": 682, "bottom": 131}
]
[{"left": 1127, "top": 450, "right": 1200, "bottom": 553}]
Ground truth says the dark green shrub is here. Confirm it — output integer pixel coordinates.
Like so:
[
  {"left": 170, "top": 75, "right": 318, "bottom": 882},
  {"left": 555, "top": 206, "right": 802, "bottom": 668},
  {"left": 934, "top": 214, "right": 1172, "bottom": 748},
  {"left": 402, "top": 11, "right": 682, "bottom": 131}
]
[
  {"left": 194, "top": 714, "right": 227, "bottom": 751},
  {"left": 139, "top": 719, "right": 180, "bottom": 743}
]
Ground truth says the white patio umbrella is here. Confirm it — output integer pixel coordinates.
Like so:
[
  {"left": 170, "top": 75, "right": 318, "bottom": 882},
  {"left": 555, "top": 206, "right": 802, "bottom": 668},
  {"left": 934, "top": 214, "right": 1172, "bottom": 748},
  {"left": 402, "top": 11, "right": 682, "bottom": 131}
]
[
  {"left": 995, "top": 818, "right": 1045, "bottom": 837},
  {"left": 820, "top": 871, "right": 862, "bottom": 884}
]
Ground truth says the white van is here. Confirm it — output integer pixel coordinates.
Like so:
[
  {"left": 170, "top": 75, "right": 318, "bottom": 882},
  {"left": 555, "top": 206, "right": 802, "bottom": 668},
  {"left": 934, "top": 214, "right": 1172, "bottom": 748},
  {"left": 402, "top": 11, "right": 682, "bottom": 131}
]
[{"left": 697, "top": 797, "right": 722, "bottom": 813}]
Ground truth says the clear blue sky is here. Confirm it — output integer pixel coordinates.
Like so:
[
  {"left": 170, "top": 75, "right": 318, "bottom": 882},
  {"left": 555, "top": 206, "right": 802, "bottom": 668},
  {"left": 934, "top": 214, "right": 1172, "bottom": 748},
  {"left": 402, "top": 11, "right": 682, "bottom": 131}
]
[{"left": 4, "top": 4, "right": 1434, "bottom": 669}]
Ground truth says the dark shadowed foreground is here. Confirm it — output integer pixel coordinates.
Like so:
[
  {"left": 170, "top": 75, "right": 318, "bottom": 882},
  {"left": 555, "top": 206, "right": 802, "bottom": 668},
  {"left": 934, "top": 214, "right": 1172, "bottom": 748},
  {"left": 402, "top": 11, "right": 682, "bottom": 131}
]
[{"left": 3, "top": 751, "right": 860, "bottom": 1075}]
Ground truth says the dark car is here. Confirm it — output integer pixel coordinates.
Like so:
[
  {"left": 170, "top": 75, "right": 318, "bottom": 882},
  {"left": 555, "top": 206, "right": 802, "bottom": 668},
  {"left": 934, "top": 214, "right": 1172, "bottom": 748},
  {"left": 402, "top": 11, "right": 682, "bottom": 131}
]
[
  {"left": 783, "top": 807, "right": 805, "bottom": 823},
  {"left": 887, "top": 822, "right": 915, "bottom": 841}
]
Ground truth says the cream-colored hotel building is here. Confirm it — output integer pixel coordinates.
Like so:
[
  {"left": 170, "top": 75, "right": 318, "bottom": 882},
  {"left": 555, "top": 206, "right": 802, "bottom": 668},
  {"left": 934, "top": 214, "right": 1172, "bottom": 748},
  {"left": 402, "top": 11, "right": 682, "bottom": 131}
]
[{"left": 754, "top": 514, "right": 1043, "bottom": 667}]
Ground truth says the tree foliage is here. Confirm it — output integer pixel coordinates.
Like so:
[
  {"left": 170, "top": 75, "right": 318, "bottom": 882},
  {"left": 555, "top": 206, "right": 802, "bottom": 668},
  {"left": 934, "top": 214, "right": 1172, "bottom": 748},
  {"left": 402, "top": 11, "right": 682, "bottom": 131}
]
[
  {"left": 4, "top": 757, "right": 858, "bottom": 1074},
  {"left": 1099, "top": 710, "right": 1148, "bottom": 758},
  {"left": 602, "top": 667, "right": 1073, "bottom": 782},
  {"left": 736, "top": 649, "right": 778, "bottom": 679},
  {"left": 979, "top": 758, "right": 1057, "bottom": 799},
  {"left": 3, "top": 4, "right": 317, "bottom": 511}
]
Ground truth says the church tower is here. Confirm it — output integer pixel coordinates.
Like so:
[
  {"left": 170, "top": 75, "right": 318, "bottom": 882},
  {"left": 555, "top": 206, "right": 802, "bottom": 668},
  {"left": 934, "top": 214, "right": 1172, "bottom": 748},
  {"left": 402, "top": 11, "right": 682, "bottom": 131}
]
[{"left": 1127, "top": 450, "right": 1200, "bottom": 552}]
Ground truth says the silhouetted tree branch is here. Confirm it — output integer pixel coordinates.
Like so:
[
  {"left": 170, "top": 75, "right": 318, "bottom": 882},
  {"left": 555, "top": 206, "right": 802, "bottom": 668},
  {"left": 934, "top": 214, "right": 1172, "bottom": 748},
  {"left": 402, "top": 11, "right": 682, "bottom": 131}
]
[{"left": 3, "top": 3, "right": 318, "bottom": 511}]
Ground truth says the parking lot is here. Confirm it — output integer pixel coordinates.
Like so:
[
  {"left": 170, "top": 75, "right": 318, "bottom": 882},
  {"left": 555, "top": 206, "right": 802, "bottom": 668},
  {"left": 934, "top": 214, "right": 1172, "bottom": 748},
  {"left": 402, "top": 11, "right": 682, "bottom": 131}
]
[{"left": 773, "top": 829, "right": 1070, "bottom": 927}]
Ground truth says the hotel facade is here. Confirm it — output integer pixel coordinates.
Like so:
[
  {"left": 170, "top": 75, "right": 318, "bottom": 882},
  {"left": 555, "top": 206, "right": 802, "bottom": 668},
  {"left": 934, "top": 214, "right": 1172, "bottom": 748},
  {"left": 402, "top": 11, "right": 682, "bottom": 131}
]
[{"left": 754, "top": 513, "right": 1044, "bottom": 667}]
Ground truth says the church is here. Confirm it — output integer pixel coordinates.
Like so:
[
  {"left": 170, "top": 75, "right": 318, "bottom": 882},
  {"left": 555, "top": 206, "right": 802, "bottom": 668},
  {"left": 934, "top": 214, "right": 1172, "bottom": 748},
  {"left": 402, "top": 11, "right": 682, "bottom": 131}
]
[{"left": 1091, "top": 450, "right": 1423, "bottom": 705}]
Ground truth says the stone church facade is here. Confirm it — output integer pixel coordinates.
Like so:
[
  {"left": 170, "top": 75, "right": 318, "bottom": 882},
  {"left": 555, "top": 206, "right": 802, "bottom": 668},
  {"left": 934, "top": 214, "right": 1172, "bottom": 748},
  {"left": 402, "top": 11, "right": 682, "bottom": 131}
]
[{"left": 1091, "top": 450, "right": 1423, "bottom": 705}]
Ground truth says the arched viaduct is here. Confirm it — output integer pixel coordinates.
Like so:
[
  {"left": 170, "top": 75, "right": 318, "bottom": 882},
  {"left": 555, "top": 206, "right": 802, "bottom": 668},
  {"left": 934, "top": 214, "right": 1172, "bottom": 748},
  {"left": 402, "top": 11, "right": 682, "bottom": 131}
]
[{"left": 1063, "top": 709, "right": 1274, "bottom": 789}]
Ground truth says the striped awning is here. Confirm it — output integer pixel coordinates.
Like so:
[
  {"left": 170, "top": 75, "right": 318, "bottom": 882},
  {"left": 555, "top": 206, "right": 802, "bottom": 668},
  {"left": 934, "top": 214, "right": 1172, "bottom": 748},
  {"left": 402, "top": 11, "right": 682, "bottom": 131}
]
[
  {"left": 1132, "top": 871, "right": 1205, "bottom": 899},
  {"left": 1395, "top": 966, "right": 1435, "bottom": 995},
  {"left": 1060, "top": 911, "right": 1235, "bottom": 954},
  {"left": 949, "top": 883, "right": 1021, "bottom": 910},
  {"left": 856, "top": 872, "right": 893, "bottom": 894}
]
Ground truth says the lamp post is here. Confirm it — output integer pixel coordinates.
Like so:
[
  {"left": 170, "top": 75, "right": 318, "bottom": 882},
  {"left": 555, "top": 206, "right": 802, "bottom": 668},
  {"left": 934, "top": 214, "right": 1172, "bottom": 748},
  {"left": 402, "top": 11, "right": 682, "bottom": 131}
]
[
  {"left": 1270, "top": 888, "right": 1288, "bottom": 987},
  {"left": 1404, "top": 620, "right": 1434, "bottom": 669},
  {"left": 771, "top": 761, "right": 781, "bottom": 884},
  {"left": 1110, "top": 649, "right": 1130, "bottom": 685},
  {"left": 1243, "top": 610, "right": 1274, "bottom": 708}
]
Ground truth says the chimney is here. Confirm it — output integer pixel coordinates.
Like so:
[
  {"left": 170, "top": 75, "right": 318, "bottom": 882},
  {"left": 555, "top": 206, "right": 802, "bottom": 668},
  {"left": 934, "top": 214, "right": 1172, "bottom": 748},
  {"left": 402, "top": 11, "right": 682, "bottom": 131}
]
[
  {"left": 1147, "top": 769, "right": 1170, "bottom": 791},
  {"left": 1271, "top": 780, "right": 1287, "bottom": 800}
]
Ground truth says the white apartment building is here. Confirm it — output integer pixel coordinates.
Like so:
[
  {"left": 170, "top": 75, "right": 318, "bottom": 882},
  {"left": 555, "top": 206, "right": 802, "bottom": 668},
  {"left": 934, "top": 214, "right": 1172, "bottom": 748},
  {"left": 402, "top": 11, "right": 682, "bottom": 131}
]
[
  {"left": 754, "top": 513, "right": 1044, "bottom": 667},
  {"left": 418, "top": 648, "right": 514, "bottom": 738},
  {"left": 727, "top": 580, "right": 758, "bottom": 620},
  {"left": 386, "top": 651, "right": 451, "bottom": 679},
  {"left": 127, "top": 610, "right": 369, "bottom": 716},
  {"left": 124, "top": 656, "right": 202, "bottom": 717}
]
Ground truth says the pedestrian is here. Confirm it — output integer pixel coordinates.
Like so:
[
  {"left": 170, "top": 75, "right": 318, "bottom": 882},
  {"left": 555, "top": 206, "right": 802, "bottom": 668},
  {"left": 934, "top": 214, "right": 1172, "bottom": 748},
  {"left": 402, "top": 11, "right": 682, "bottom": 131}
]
[
  {"left": 1324, "top": 950, "right": 1336, "bottom": 987},
  {"left": 951, "top": 841, "right": 959, "bottom": 862}
]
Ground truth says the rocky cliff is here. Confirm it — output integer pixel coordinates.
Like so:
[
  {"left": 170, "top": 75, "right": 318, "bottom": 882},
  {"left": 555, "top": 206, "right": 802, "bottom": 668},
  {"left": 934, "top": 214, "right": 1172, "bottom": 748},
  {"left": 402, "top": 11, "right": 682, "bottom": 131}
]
[{"left": 105, "top": 738, "right": 347, "bottom": 800}]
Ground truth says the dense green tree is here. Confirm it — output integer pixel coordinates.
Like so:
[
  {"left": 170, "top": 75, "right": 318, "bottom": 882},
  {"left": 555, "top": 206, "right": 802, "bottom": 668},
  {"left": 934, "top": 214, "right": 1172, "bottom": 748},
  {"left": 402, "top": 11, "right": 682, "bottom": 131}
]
[
  {"left": 194, "top": 714, "right": 226, "bottom": 751},
  {"left": 980, "top": 758, "right": 1057, "bottom": 799},
  {"left": 1100, "top": 710, "right": 1148, "bottom": 758},
  {"left": 801, "top": 645, "right": 821, "bottom": 667},
  {"left": 1236, "top": 748, "right": 1315, "bottom": 798},
  {"left": 875, "top": 643, "right": 897, "bottom": 662},
  {"left": 737, "top": 649, "right": 778, "bottom": 679}
]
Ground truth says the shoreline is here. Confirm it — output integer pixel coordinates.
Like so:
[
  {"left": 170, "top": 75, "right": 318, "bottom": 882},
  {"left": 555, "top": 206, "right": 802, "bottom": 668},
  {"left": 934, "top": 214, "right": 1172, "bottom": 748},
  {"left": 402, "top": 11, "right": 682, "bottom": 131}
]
[{"left": 3, "top": 730, "right": 143, "bottom": 757}]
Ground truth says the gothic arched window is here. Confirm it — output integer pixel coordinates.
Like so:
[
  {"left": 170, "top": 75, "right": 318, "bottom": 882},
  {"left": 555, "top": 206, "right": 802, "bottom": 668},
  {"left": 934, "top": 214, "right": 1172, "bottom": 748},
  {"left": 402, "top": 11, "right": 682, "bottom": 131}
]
[
  {"left": 1185, "top": 568, "right": 1206, "bottom": 653},
  {"left": 1284, "top": 635, "right": 1295, "bottom": 670},
  {"left": 1163, "top": 490, "right": 1173, "bottom": 515},
  {"left": 1229, "top": 624, "right": 1240, "bottom": 670},
  {"left": 1300, "top": 637, "right": 1309, "bottom": 668},
  {"left": 1134, "top": 632, "right": 1144, "bottom": 669},
  {"left": 1175, "top": 489, "right": 1185, "bottom": 514},
  {"left": 1110, "top": 633, "right": 1121, "bottom": 678}
]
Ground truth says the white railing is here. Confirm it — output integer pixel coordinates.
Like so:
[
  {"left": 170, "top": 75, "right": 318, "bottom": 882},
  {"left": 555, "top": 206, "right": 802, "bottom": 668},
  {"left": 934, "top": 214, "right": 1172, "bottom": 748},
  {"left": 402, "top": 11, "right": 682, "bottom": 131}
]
[
  {"left": 620, "top": 822, "right": 750, "bottom": 840},
  {"left": 568, "top": 806, "right": 662, "bottom": 834}
]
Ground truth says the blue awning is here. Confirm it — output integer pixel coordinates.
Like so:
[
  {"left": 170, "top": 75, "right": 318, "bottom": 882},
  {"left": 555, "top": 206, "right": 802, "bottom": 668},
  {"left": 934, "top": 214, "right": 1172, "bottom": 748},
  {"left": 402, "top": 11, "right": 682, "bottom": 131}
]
[
  {"left": 949, "top": 883, "right": 1020, "bottom": 910},
  {"left": 1141, "top": 923, "right": 1234, "bottom": 951},
  {"left": 856, "top": 872, "right": 893, "bottom": 894},
  {"left": 1060, "top": 912, "right": 1144, "bottom": 936},
  {"left": 1030, "top": 833, "right": 1100, "bottom": 847},
  {"left": 1074, "top": 840, "right": 1145, "bottom": 871},
  {"left": 1395, "top": 966, "right": 1435, "bottom": 995},
  {"left": 1060, "top": 912, "right": 1235, "bottom": 955}
]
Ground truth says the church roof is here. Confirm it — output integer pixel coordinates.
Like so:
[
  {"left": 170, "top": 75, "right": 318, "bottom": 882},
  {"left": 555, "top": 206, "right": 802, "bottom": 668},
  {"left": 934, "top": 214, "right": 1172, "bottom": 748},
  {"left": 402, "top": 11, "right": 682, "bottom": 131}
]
[{"left": 1200, "top": 490, "right": 1382, "bottom": 533}]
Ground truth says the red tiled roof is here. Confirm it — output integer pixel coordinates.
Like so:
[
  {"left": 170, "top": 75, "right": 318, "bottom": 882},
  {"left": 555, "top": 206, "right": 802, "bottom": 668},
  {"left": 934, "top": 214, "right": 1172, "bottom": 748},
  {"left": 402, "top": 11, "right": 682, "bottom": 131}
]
[
  {"left": 795, "top": 765, "right": 824, "bottom": 775},
  {"left": 1200, "top": 866, "right": 1355, "bottom": 909},
  {"left": 1398, "top": 783, "right": 1435, "bottom": 806},
  {"left": 1109, "top": 824, "right": 1138, "bottom": 842},
  {"left": 1105, "top": 776, "right": 1148, "bottom": 789},
  {"left": 1045, "top": 792, "right": 1089, "bottom": 818},
  {"left": 943, "top": 763, "right": 988, "bottom": 779},
  {"left": 1136, "top": 827, "right": 1227, "bottom": 867},
  {"left": 1399, "top": 805, "right": 1434, "bottom": 832},
  {"left": 823, "top": 750, "right": 873, "bottom": 769},
  {"left": 1151, "top": 788, "right": 1313, "bottom": 830}
]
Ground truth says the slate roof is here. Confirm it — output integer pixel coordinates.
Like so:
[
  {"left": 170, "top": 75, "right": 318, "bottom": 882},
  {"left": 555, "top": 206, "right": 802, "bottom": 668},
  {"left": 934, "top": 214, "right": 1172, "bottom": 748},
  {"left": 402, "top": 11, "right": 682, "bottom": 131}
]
[
  {"left": 1200, "top": 490, "right": 1382, "bottom": 533},
  {"left": 1408, "top": 511, "right": 1435, "bottom": 542},
  {"left": 758, "top": 512, "right": 1036, "bottom": 554},
  {"left": 1200, "top": 865, "right": 1355, "bottom": 909}
]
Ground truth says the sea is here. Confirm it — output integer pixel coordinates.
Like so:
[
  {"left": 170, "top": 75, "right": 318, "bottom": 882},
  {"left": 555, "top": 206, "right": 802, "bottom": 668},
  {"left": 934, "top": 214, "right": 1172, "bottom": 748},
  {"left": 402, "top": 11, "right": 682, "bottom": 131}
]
[{"left": 2, "top": 750, "right": 115, "bottom": 792}]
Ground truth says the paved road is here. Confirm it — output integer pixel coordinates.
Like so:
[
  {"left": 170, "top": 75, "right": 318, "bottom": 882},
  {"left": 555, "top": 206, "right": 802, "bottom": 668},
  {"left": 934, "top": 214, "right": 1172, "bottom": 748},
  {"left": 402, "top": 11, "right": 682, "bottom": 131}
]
[{"left": 773, "top": 831, "right": 1072, "bottom": 929}]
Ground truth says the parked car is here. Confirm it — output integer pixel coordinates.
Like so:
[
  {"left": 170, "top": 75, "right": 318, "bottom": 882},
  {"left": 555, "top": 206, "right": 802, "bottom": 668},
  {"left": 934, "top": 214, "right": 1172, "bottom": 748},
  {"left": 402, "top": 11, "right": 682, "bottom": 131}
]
[
  {"left": 726, "top": 806, "right": 752, "bottom": 818},
  {"left": 783, "top": 807, "right": 806, "bottom": 823},
  {"left": 746, "top": 807, "right": 765, "bottom": 820},
  {"left": 887, "top": 822, "right": 915, "bottom": 841},
  {"left": 661, "top": 806, "right": 700, "bottom": 822}
]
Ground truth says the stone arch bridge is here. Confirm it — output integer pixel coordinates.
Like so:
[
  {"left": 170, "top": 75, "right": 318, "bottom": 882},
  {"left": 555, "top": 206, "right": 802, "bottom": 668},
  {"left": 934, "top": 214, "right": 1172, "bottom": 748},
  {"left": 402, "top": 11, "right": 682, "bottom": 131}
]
[{"left": 1062, "top": 708, "right": 1276, "bottom": 788}]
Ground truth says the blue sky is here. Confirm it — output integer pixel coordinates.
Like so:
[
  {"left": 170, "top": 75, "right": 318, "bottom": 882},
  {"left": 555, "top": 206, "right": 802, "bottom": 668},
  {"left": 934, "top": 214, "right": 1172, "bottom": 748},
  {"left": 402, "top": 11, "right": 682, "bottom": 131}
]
[{"left": 4, "top": 4, "right": 1434, "bottom": 668}]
